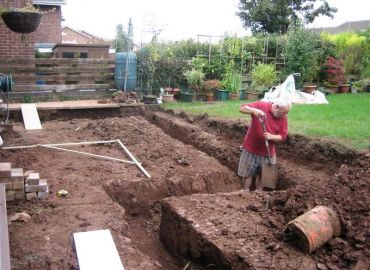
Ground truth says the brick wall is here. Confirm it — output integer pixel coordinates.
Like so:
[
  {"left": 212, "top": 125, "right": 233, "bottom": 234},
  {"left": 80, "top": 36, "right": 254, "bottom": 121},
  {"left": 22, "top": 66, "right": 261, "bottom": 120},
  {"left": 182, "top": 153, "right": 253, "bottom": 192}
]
[
  {"left": 33, "top": 6, "right": 62, "bottom": 43},
  {"left": 0, "top": 0, "right": 35, "bottom": 59}
]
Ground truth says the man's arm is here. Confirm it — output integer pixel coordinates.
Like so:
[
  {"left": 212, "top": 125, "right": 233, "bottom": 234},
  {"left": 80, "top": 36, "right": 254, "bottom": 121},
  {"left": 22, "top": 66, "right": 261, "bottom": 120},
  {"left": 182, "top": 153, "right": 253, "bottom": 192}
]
[
  {"left": 264, "top": 133, "right": 284, "bottom": 142},
  {"left": 239, "top": 105, "right": 265, "bottom": 118},
  {"left": 264, "top": 117, "right": 288, "bottom": 142}
]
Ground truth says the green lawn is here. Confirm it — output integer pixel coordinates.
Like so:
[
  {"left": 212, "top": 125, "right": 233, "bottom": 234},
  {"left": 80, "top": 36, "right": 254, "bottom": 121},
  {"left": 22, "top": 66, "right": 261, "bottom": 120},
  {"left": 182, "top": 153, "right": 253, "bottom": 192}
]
[{"left": 163, "top": 93, "right": 370, "bottom": 150}]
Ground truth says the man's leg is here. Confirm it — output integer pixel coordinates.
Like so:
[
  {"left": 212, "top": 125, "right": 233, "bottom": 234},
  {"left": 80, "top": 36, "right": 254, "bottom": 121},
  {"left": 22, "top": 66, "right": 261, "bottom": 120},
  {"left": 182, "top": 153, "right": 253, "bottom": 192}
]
[
  {"left": 242, "top": 173, "right": 258, "bottom": 191},
  {"left": 238, "top": 149, "right": 258, "bottom": 191},
  {"left": 242, "top": 176, "right": 251, "bottom": 191},
  {"left": 250, "top": 173, "right": 257, "bottom": 191},
  {"left": 255, "top": 169, "right": 263, "bottom": 191}
]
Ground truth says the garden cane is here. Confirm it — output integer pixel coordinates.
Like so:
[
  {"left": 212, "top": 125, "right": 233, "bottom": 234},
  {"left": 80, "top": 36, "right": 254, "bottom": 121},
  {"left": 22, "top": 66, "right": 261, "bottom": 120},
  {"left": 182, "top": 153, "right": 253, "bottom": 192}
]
[{"left": 258, "top": 117, "right": 278, "bottom": 189}]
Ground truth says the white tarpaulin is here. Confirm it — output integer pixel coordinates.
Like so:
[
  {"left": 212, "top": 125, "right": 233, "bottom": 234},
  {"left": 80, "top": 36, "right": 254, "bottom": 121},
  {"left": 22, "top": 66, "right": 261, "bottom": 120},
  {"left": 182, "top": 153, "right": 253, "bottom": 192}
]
[{"left": 261, "top": 74, "right": 328, "bottom": 104}]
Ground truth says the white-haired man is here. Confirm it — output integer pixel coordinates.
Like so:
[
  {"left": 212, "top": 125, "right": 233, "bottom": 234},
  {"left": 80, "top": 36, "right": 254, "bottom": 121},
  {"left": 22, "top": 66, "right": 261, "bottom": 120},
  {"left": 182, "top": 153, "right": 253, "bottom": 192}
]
[{"left": 238, "top": 98, "right": 292, "bottom": 191}]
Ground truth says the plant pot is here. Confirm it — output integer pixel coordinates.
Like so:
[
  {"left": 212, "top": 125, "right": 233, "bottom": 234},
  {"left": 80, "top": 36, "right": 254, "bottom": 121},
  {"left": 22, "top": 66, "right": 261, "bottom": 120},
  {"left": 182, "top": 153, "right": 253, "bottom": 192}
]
[
  {"left": 143, "top": 95, "right": 158, "bottom": 104},
  {"left": 1, "top": 11, "right": 42, "bottom": 33},
  {"left": 162, "top": 94, "right": 175, "bottom": 103},
  {"left": 246, "top": 91, "right": 259, "bottom": 100},
  {"left": 366, "top": 84, "right": 370, "bottom": 93},
  {"left": 205, "top": 92, "right": 214, "bottom": 102},
  {"left": 285, "top": 206, "right": 341, "bottom": 253},
  {"left": 216, "top": 89, "right": 229, "bottom": 101},
  {"left": 229, "top": 93, "right": 239, "bottom": 100},
  {"left": 326, "top": 86, "right": 338, "bottom": 93},
  {"left": 195, "top": 93, "right": 205, "bottom": 101},
  {"left": 180, "top": 92, "right": 194, "bottom": 102},
  {"left": 303, "top": 85, "right": 317, "bottom": 94},
  {"left": 239, "top": 89, "right": 246, "bottom": 100},
  {"left": 338, "top": 84, "right": 350, "bottom": 93}
]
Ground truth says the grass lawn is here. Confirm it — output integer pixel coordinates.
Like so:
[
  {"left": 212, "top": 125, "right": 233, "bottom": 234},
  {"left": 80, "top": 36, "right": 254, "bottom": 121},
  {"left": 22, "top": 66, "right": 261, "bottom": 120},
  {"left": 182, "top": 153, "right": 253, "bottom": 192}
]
[{"left": 163, "top": 93, "right": 370, "bottom": 150}]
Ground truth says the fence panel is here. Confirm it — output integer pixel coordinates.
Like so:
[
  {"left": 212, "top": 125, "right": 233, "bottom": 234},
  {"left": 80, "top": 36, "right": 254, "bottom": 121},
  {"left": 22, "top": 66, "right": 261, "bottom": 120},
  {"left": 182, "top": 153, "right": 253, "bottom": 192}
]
[{"left": 0, "top": 58, "right": 115, "bottom": 92}]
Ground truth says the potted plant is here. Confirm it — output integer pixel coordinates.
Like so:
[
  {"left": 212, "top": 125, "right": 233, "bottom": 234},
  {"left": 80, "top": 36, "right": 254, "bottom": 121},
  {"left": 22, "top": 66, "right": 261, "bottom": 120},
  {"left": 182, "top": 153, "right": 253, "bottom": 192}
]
[
  {"left": 338, "top": 83, "right": 350, "bottom": 93},
  {"left": 303, "top": 65, "right": 319, "bottom": 94},
  {"left": 203, "top": 79, "right": 220, "bottom": 102},
  {"left": 322, "top": 57, "right": 345, "bottom": 93},
  {"left": 0, "top": 4, "right": 43, "bottom": 34},
  {"left": 161, "top": 87, "right": 175, "bottom": 103},
  {"left": 183, "top": 68, "right": 204, "bottom": 102},
  {"left": 221, "top": 71, "right": 242, "bottom": 100},
  {"left": 248, "top": 63, "right": 276, "bottom": 99},
  {"left": 352, "top": 78, "right": 370, "bottom": 93}
]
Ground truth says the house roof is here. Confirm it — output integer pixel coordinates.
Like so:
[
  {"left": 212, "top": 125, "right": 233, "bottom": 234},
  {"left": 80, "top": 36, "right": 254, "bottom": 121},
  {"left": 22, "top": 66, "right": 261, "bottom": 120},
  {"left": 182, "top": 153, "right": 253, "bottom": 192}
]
[
  {"left": 310, "top": 20, "right": 370, "bottom": 34},
  {"left": 33, "top": 0, "right": 66, "bottom": 6},
  {"left": 80, "top": 31, "right": 102, "bottom": 40},
  {"left": 53, "top": 43, "right": 111, "bottom": 50},
  {"left": 62, "top": 26, "right": 94, "bottom": 40}
]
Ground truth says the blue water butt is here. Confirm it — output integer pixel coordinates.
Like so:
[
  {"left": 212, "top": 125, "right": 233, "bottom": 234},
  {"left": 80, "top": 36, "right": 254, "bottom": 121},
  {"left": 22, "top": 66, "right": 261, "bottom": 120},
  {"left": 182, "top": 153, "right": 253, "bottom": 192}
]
[{"left": 115, "top": 52, "right": 137, "bottom": 91}]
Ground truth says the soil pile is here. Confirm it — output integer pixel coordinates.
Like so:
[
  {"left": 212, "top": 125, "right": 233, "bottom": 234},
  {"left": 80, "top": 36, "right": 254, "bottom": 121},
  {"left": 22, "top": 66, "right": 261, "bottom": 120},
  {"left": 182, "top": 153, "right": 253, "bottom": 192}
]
[{"left": 271, "top": 154, "right": 370, "bottom": 269}]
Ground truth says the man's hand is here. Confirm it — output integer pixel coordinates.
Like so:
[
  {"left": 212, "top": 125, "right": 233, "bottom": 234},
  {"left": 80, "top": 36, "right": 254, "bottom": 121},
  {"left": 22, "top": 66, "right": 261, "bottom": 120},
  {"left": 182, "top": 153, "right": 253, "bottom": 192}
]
[
  {"left": 253, "top": 109, "right": 266, "bottom": 118},
  {"left": 264, "top": 132, "right": 283, "bottom": 142}
]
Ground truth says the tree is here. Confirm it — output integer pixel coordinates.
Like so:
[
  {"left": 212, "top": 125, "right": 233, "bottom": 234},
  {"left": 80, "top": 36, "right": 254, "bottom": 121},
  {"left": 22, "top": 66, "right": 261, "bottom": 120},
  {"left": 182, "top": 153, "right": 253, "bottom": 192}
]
[
  {"left": 283, "top": 24, "right": 319, "bottom": 86},
  {"left": 113, "top": 24, "right": 129, "bottom": 52},
  {"left": 237, "top": 0, "right": 337, "bottom": 34}
]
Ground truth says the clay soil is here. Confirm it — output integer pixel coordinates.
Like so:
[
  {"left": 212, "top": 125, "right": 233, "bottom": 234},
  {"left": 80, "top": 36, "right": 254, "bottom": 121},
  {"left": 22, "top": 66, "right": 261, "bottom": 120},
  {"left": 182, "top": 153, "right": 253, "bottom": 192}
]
[{"left": 1, "top": 107, "right": 369, "bottom": 270}]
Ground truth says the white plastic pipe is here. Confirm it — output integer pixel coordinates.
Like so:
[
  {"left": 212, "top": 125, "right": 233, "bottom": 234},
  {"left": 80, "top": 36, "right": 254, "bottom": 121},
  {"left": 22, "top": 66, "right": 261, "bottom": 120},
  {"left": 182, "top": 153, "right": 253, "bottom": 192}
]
[
  {"left": 3, "top": 139, "right": 150, "bottom": 178},
  {"left": 116, "top": 139, "right": 151, "bottom": 178},
  {"left": 42, "top": 140, "right": 118, "bottom": 147},
  {"left": 3, "top": 140, "right": 117, "bottom": 150},
  {"left": 2, "top": 145, "right": 38, "bottom": 150},
  {"left": 38, "top": 144, "right": 135, "bottom": 165}
]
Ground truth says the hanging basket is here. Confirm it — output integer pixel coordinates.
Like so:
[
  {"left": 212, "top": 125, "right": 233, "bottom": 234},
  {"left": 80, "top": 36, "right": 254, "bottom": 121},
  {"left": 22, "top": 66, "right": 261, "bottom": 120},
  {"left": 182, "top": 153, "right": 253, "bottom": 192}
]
[{"left": 1, "top": 11, "right": 42, "bottom": 33}]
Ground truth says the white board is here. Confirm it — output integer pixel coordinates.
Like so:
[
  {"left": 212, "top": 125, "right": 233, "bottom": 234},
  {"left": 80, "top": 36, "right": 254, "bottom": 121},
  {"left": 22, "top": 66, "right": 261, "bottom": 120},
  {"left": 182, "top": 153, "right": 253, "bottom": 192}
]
[
  {"left": 0, "top": 184, "right": 11, "bottom": 270},
  {"left": 20, "top": 104, "right": 42, "bottom": 130},
  {"left": 73, "top": 229, "right": 124, "bottom": 270}
]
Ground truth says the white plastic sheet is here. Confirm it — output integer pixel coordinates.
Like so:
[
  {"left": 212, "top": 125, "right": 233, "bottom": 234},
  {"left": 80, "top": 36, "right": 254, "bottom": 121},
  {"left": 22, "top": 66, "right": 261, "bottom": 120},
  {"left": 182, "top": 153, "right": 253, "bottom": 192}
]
[{"left": 261, "top": 74, "right": 328, "bottom": 104}]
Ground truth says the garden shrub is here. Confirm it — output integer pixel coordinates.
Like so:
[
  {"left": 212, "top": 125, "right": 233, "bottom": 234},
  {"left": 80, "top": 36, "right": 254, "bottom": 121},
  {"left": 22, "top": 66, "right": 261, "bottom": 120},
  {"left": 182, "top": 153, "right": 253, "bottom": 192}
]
[{"left": 283, "top": 24, "right": 319, "bottom": 86}]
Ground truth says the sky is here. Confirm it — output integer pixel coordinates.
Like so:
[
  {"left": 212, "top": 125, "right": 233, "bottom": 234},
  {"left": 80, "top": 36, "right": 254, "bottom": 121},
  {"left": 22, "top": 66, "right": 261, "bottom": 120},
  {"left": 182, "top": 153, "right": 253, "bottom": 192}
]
[{"left": 61, "top": 0, "right": 370, "bottom": 44}]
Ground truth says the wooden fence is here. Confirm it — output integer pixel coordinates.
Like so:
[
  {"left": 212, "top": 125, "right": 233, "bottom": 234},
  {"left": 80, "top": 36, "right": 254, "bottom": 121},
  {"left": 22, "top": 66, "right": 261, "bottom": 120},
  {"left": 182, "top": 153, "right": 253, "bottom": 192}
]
[{"left": 0, "top": 58, "right": 115, "bottom": 92}]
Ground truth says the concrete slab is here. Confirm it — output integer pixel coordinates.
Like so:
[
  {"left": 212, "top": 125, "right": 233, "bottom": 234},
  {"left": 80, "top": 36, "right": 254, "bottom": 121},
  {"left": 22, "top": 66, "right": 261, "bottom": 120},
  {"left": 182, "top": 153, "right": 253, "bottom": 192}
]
[
  {"left": 26, "top": 173, "right": 40, "bottom": 185},
  {"left": 0, "top": 184, "right": 11, "bottom": 270},
  {"left": 37, "top": 186, "right": 49, "bottom": 199},
  {"left": 26, "top": 192, "right": 37, "bottom": 200},
  {"left": 25, "top": 179, "right": 48, "bottom": 192},
  {"left": 73, "top": 229, "right": 124, "bottom": 270},
  {"left": 20, "top": 104, "right": 42, "bottom": 130}
]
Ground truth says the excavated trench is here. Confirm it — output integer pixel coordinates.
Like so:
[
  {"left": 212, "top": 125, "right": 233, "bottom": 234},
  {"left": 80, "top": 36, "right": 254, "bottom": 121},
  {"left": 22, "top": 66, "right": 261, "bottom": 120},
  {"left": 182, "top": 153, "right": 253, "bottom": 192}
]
[{"left": 2, "top": 106, "right": 368, "bottom": 270}]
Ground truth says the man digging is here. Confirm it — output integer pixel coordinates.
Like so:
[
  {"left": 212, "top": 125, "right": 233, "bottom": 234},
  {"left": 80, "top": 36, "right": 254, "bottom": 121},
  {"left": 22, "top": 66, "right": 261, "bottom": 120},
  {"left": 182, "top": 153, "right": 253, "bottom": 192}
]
[{"left": 238, "top": 98, "right": 292, "bottom": 191}]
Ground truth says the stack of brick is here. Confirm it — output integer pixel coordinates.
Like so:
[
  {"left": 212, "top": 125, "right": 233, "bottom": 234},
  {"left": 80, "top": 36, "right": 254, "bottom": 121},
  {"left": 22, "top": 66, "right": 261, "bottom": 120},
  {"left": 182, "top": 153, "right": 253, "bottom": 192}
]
[
  {"left": 0, "top": 162, "right": 49, "bottom": 202},
  {"left": 24, "top": 172, "right": 49, "bottom": 200},
  {"left": 0, "top": 163, "right": 25, "bottom": 202}
]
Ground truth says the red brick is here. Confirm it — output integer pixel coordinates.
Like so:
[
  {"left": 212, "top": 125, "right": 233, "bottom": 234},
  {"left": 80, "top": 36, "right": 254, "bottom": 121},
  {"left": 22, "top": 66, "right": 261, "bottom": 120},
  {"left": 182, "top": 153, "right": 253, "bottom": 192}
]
[
  {"left": 14, "top": 192, "right": 25, "bottom": 200},
  {"left": 0, "top": 163, "right": 11, "bottom": 178}
]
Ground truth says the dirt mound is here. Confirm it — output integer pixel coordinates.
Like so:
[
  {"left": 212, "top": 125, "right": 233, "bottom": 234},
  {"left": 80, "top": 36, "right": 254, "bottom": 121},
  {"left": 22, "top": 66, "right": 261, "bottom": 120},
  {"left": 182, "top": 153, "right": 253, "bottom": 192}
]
[
  {"left": 270, "top": 154, "right": 370, "bottom": 269},
  {"left": 161, "top": 192, "right": 315, "bottom": 270},
  {"left": 159, "top": 153, "right": 369, "bottom": 270},
  {"left": 160, "top": 109, "right": 362, "bottom": 168},
  {"left": 109, "top": 91, "right": 140, "bottom": 104}
]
